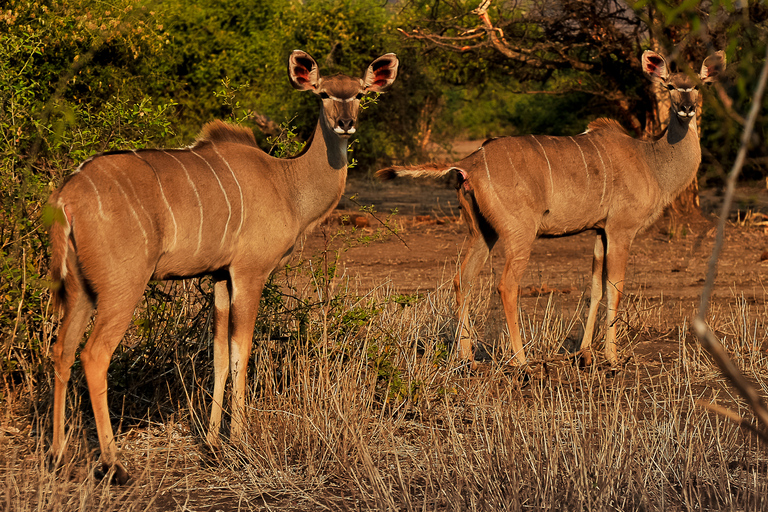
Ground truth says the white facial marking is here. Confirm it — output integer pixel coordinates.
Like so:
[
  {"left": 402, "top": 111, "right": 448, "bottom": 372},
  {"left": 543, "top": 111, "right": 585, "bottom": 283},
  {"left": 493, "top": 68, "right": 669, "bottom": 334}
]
[
  {"left": 211, "top": 146, "right": 245, "bottom": 239},
  {"left": 326, "top": 94, "right": 359, "bottom": 103},
  {"left": 191, "top": 150, "right": 232, "bottom": 249},
  {"left": 164, "top": 151, "right": 204, "bottom": 255},
  {"left": 531, "top": 136, "right": 554, "bottom": 193},
  {"left": 133, "top": 151, "right": 178, "bottom": 250}
]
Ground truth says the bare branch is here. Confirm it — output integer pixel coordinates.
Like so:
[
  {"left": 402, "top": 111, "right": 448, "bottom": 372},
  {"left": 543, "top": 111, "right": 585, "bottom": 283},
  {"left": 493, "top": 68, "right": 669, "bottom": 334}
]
[
  {"left": 694, "top": 43, "right": 768, "bottom": 434},
  {"left": 696, "top": 400, "right": 768, "bottom": 443}
]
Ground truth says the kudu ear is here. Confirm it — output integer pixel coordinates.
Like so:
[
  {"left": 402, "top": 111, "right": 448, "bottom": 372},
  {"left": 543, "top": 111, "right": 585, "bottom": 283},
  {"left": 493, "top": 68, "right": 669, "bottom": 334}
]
[
  {"left": 642, "top": 50, "right": 670, "bottom": 83},
  {"left": 700, "top": 50, "right": 726, "bottom": 83},
  {"left": 288, "top": 50, "right": 321, "bottom": 91},
  {"left": 363, "top": 53, "right": 399, "bottom": 93}
]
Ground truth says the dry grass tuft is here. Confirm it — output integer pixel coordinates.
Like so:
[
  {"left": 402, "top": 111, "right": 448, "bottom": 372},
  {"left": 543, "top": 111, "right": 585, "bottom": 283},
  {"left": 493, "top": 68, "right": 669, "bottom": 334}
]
[{"left": 2, "top": 265, "right": 768, "bottom": 510}]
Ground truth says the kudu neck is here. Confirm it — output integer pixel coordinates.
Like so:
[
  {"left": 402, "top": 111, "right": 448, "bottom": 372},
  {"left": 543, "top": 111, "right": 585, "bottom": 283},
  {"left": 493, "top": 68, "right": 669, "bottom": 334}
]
[
  {"left": 649, "top": 108, "right": 701, "bottom": 202},
  {"left": 666, "top": 108, "right": 697, "bottom": 144},
  {"left": 289, "top": 120, "right": 349, "bottom": 229}
]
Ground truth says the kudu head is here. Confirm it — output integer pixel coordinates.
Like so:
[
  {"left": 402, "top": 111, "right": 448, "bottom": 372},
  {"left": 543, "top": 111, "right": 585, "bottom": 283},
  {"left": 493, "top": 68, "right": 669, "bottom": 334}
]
[
  {"left": 288, "top": 50, "right": 399, "bottom": 137},
  {"left": 642, "top": 50, "right": 726, "bottom": 122}
]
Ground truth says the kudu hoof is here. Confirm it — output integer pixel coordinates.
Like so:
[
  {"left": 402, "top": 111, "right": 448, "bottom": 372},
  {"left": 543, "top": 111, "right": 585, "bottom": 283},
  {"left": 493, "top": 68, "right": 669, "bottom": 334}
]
[
  {"left": 574, "top": 348, "right": 593, "bottom": 368},
  {"left": 500, "top": 363, "right": 533, "bottom": 387},
  {"left": 94, "top": 462, "right": 130, "bottom": 485}
]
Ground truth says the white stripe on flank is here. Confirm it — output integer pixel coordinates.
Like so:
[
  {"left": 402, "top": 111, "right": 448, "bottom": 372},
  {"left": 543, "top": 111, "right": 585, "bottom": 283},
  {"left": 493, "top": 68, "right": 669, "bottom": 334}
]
[
  {"left": 109, "top": 175, "right": 149, "bottom": 258},
  {"left": 504, "top": 147, "right": 517, "bottom": 174},
  {"left": 480, "top": 146, "right": 495, "bottom": 195},
  {"left": 133, "top": 151, "right": 178, "bottom": 249},
  {"left": 164, "top": 150, "right": 204, "bottom": 255},
  {"left": 191, "top": 150, "right": 232, "bottom": 248},
  {"left": 585, "top": 138, "right": 607, "bottom": 206},
  {"left": 531, "top": 136, "right": 554, "bottom": 193},
  {"left": 82, "top": 174, "right": 106, "bottom": 219},
  {"left": 569, "top": 136, "right": 590, "bottom": 186},
  {"left": 106, "top": 161, "right": 154, "bottom": 231},
  {"left": 211, "top": 145, "right": 245, "bottom": 239},
  {"left": 594, "top": 139, "right": 614, "bottom": 206},
  {"left": 55, "top": 197, "right": 70, "bottom": 279}
]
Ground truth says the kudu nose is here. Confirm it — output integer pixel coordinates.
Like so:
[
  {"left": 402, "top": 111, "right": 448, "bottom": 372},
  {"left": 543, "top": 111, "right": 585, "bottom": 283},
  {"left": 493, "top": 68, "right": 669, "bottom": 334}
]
[
  {"left": 337, "top": 118, "right": 356, "bottom": 133},
  {"left": 678, "top": 103, "right": 696, "bottom": 118}
]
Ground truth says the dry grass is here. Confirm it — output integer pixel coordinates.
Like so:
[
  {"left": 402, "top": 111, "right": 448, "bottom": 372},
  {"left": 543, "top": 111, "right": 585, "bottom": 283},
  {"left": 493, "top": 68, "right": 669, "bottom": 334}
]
[{"left": 2, "top": 267, "right": 768, "bottom": 511}]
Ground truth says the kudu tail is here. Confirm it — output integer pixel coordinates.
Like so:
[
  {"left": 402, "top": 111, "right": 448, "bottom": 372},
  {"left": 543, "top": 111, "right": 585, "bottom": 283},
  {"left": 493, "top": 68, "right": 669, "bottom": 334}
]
[
  {"left": 48, "top": 199, "right": 76, "bottom": 313},
  {"left": 376, "top": 163, "right": 467, "bottom": 182}
]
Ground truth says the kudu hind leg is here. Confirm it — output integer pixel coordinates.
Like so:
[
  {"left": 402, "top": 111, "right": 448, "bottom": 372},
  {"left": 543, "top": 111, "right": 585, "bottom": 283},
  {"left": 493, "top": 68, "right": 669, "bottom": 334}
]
[
  {"left": 579, "top": 231, "right": 607, "bottom": 364},
  {"left": 206, "top": 277, "right": 230, "bottom": 448},
  {"left": 79, "top": 287, "right": 145, "bottom": 484},
  {"left": 52, "top": 281, "right": 94, "bottom": 463},
  {"left": 454, "top": 188, "right": 498, "bottom": 362},
  {"left": 454, "top": 236, "right": 495, "bottom": 361},
  {"left": 498, "top": 244, "right": 534, "bottom": 366}
]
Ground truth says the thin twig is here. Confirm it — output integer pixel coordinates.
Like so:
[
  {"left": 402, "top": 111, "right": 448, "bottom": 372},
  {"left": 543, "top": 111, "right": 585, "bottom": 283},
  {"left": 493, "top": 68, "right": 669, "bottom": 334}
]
[
  {"left": 344, "top": 194, "right": 410, "bottom": 249},
  {"left": 694, "top": 44, "right": 768, "bottom": 434}
]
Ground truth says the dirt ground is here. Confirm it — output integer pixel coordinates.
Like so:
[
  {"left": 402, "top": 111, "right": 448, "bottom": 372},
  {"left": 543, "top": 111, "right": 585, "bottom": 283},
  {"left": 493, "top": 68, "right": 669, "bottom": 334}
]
[{"left": 323, "top": 174, "right": 768, "bottom": 299}]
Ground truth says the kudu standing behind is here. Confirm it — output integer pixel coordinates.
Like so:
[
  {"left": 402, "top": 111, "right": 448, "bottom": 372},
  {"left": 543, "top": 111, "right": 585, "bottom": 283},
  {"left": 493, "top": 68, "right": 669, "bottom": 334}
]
[
  {"left": 378, "top": 50, "right": 724, "bottom": 368},
  {"left": 48, "top": 50, "right": 398, "bottom": 483}
]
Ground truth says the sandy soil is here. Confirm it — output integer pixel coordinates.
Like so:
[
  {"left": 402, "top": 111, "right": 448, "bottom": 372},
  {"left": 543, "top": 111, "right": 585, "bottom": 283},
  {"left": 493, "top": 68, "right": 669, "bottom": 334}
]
[{"left": 321, "top": 175, "right": 768, "bottom": 300}]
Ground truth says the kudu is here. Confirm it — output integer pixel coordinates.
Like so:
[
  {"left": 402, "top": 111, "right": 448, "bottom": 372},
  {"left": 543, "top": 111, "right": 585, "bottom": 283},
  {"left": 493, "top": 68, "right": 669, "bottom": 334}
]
[
  {"left": 48, "top": 50, "right": 398, "bottom": 483},
  {"left": 378, "top": 50, "right": 724, "bottom": 368}
]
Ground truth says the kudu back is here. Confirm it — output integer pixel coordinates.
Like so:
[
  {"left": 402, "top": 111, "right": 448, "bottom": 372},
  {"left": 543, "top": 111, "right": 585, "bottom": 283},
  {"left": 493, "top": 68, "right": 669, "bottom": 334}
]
[
  {"left": 48, "top": 50, "right": 398, "bottom": 483},
  {"left": 378, "top": 50, "right": 724, "bottom": 368}
]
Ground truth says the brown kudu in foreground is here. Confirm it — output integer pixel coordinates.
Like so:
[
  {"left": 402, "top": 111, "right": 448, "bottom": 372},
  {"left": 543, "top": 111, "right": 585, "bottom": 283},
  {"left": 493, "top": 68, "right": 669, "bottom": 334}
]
[
  {"left": 378, "top": 50, "right": 724, "bottom": 368},
  {"left": 48, "top": 50, "right": 398, "bottom": 483}
]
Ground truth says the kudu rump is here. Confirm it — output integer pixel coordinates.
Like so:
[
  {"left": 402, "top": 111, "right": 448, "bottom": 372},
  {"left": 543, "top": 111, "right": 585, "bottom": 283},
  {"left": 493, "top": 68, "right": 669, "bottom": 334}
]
[
  {"left": 379, "top": 50, "right": 724, "bottom": 367},
  {"left": 48, "top": 50, "right": 398, "bottom": 483}
]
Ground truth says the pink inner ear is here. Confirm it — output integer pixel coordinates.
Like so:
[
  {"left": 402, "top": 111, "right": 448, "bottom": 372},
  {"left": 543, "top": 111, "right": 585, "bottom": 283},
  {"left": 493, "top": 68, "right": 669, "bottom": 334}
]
[
  {"left": 293, "top": 67, "right": 309, "bottom": 81},
  {"left": 645, "top": 55, "right": 663, "bottom": 74},
  {"left": 372, "top": 69, "right": 391, "bottom": 86}
]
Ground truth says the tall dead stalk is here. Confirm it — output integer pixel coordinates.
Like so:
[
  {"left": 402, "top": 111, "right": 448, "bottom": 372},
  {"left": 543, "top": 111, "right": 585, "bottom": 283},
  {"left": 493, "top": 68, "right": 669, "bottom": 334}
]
[{"left": 693, "top": 44, "right": 768, "bottom": 442}]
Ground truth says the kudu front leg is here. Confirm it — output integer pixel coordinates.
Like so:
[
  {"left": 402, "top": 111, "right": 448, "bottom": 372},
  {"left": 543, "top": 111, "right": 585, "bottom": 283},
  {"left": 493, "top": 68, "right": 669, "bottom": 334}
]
[
  {"left": 206, "top": 277, "right": 231, "bottom": 448},
  {"left": 602, "top": 237, "right": 632, "bottom": 367},
  {"left": 579, "top": 231, "right": 607, "bottom": 365},
  {"left": 227, "top": 272, "right": 267, "bottom": 443}
]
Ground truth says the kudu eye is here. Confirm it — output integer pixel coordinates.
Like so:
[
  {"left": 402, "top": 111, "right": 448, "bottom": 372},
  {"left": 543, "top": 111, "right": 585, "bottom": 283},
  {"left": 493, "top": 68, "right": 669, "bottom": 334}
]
[
  {"left": 318, "top": 92, "right": 330, "bottom": 99},
  {"left": 666, "top": 84, "right": 675, "bottom": 91},
  {"left": 355, "top": 92, "right": 364, "bottom": 100}
]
